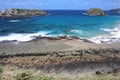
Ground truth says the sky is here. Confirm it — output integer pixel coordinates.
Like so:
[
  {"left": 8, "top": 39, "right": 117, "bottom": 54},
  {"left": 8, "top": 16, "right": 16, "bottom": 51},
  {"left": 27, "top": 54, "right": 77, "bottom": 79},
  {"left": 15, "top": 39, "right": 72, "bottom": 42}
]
[{"left": 0, "top": 0, "right": 120, "bottom": 10}]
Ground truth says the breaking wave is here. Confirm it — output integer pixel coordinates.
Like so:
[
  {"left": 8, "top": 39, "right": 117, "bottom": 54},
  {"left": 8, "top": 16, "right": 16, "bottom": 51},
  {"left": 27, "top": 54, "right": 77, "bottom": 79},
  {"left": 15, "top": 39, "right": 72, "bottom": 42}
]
[
  {"left": 0, "top": 31, "right": 51, "bottom": 42},
  {"left": 69, "top": 30, "right": 83, "bottom": 34},
  {"left": 8, "top": 20, "right": 20, "bottom": 22},
  {"left": 89, "top": 24, "right": 120, "bottom": 44}
]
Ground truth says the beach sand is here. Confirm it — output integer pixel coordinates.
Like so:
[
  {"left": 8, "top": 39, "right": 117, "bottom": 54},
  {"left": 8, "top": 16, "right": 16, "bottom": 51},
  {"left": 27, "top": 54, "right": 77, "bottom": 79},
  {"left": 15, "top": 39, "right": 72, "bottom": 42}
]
[{"left": 0, "top": 38, "right": 120, "bottom": 75}]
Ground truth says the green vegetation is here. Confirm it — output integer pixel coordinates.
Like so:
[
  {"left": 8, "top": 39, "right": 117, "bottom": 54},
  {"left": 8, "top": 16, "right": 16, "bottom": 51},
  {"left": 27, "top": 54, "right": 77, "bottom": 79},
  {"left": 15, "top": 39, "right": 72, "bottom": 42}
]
[
  {"left": 16, "top": 72, "right": 31, "bottom": 80},
  {"left": 40, "top": 76, "right": 55, "bottom": 80},
  {"left": 0, "top": 66, "right": 119, "bottom": 80},
  {"left": 86, "top": 8, "right": 105, "bottom": 16},
  {"left": 0, "top": 67, "right": 3, "bottom": 74}
]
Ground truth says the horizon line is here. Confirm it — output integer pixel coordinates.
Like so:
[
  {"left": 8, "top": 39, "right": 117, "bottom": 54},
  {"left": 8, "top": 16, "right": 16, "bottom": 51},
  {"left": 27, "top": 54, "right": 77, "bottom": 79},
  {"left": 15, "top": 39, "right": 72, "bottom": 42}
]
[{"left": 0, "top": 8, "right": 115, "bottom": 11}]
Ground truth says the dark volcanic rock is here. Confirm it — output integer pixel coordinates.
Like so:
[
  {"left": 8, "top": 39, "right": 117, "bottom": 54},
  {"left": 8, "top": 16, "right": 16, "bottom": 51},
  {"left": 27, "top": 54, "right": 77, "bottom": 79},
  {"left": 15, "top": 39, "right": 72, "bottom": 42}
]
[
  {"left": 107, "top": 68, "right": 120, "bottom": 74},
  {"left": 33, "top": 36, "right": 80, "bottom": 41},
  {"left": 86, "top": 8, "right": 105, "bottom": 16},
  {"left": 0, "top": 9, "right": 47, "bottom": 18},
  {"left": 112, "top": 68, "right": 120, "bottom": 73},
  {"left": 95, "top": 71, "right": 102, "bottom": 75}
]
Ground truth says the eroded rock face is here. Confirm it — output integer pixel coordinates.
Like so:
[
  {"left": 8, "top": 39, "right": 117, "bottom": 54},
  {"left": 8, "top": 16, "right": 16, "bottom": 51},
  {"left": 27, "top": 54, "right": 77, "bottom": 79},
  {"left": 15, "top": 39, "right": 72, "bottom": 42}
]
[
  {"left": 0, "top": 9, "right": 47, "bottom": 18},
  {"left": 86, "top": 8, "right": 105, "bottom": 16}
]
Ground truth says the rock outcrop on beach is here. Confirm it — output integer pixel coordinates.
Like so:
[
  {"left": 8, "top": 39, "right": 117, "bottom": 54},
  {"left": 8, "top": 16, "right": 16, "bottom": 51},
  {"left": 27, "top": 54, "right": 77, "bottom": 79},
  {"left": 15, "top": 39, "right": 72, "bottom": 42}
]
[
  {"left": 110, "top": 8, "right": 120, "bottom": 13},
  {"left": 0, "top": 9, "right": 47, "bottom": 18},
  {"left": 86, "top": 8, "right": 105, "bottom": 16}
]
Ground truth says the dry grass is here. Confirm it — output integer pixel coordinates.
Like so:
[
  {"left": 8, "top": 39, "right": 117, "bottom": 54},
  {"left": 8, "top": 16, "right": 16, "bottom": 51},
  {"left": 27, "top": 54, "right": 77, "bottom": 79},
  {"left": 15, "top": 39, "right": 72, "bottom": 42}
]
[
  {"left": 0, "top": 65, "right": 119, "bottom": 80},
  {"left": 0, "top": 52, "right": 119, "bottom": 69}
]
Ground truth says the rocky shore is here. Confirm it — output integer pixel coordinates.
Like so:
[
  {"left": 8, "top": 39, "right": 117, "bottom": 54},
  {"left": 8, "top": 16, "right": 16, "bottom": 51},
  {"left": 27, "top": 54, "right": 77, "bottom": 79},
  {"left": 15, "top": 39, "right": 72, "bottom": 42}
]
[
  {"left": 0, "top": 9, "right": 47, "bottom": 18},
  {"left": 0, "top": 48, "right": 120, "bottom": 74},
  {"left": 0, "top": 37, "right": 119, "bottom": 74}
]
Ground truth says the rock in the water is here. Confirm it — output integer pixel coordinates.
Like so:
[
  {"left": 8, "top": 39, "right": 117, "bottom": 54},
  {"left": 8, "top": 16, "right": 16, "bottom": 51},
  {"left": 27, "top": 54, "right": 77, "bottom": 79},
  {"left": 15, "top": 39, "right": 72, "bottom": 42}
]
[
  {"left": 86, "top": 8, "right": 105, "bottom": 16},
  {"left": 0, "top": 9, "right": 47, "bottom": 18}
]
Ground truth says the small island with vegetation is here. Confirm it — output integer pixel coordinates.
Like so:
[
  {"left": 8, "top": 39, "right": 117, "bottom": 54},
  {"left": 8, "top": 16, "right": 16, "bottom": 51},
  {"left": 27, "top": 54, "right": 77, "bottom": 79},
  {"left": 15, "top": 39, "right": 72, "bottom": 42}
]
[
  {"left": 110, "top": 8, "right": 120, "bottom": 13},
  {"left": 0, "top": 9, "right": 47, "bottom": 18},
  {"left": 86, "top": 8, "right": 105, "bottom": 16}
]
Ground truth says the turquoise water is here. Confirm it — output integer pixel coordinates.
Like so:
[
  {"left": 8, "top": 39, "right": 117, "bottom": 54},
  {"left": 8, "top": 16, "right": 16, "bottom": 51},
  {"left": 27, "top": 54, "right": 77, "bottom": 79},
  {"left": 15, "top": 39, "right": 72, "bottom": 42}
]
[{"left": 0, "top": 10, "right": 120, "bottom": 42}]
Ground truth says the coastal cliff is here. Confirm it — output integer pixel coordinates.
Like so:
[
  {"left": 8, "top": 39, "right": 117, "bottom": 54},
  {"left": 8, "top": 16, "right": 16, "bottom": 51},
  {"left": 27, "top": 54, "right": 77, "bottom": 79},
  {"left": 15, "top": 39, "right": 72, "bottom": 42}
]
[
  {"left": 0, "top": 9, "right": 47, "bottom": 18},
  {"left": 86, "top": 8, "right": 105, "bottom": 16}
]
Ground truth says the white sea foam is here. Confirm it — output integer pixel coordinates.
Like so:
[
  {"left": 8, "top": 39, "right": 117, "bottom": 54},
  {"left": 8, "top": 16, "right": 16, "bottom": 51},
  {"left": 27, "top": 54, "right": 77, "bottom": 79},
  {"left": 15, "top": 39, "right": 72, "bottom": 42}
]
[
  {"left": 82, "top": 13, "right": 88, "bottom": 15},
  {"left": 1, "top": 23, "right": 120, "bottom": 44},
  {"left": 100, "top": 28, "right": 112, "bottom": 32},
  {"left": 8, "top": 20, "right": 20, "bottom": 22},
  {"left": 70, "top": 30, "right": 83, "bottom": 34},
  {"left": 89, "top": 24, "right": 120, "bottom": 44},
  {"left": 0, "top": 31, "right": 50, "bottom": 42}
]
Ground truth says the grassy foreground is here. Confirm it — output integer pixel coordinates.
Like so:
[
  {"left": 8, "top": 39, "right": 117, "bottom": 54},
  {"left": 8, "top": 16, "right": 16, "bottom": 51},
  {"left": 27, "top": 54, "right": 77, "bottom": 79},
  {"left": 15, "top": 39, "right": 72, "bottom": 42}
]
[{"left": 0, "top": 66, "right": 119, "bottom": 80}]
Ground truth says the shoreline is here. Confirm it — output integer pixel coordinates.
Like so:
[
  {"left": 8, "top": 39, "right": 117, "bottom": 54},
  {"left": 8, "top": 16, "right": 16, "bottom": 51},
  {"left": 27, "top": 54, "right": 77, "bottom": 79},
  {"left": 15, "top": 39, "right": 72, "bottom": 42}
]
[
  {"left": 0, "top": 35, "right": 91, "bottom": 43},
  {"left": 0, "top": 36, "right": 120, "bottom": 55}
]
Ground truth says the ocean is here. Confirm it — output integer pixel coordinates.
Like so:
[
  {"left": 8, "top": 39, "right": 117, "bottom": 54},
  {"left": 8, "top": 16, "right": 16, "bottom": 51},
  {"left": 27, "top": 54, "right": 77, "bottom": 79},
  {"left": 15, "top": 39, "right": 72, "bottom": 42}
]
[{"left": 0, "top": 10, "right": 120, "bottom": 43}]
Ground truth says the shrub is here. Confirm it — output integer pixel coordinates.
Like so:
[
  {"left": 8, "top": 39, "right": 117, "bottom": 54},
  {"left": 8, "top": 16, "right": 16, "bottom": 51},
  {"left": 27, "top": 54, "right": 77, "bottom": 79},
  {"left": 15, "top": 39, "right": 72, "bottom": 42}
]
[
  {"left": 40, "top": 76, "right": 55, "bottom": 80},
  {"left": 0, "top": 67, "right": 3, "bottom": 74},
  {"left": 16, "top": 72, "right": 31, "bottom": 80}
]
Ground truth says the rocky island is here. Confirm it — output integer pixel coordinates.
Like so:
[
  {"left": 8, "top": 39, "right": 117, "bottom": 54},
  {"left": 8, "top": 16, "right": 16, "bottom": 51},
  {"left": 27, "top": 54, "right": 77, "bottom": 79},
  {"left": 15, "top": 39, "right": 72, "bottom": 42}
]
[
  {"left": 86, "top": 8, "right": 105, "bottom": 16},
  {"left": 0, "top": 9, "right": 47, "bottom": 18},
  {"left": 110, "top": 8, "right": 120, "bottom": 13}
]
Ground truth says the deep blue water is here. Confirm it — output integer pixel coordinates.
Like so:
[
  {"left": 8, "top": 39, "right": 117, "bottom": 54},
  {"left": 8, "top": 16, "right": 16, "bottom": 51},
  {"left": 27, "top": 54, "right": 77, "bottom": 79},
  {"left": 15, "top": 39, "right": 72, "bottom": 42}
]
[{"left": 0, "top": 10, "right": 120, "bottom": 42}]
